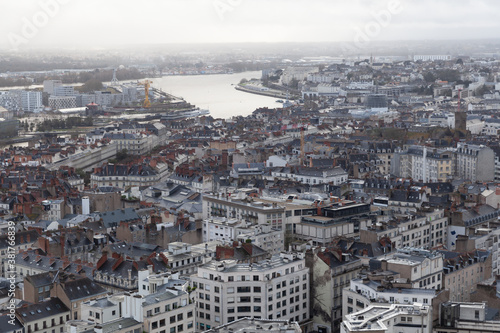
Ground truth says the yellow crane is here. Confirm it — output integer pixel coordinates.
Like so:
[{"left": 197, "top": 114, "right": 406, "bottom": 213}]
[{"left": 138, "top": 80, "right": 153, "bottom": 108}]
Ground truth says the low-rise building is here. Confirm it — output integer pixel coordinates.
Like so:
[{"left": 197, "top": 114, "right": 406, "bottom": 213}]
[
  {"left": 202, "top": 317, "right": 302, "bottom": 333},
  {"left": 15, "top": 297, "right": 71, "bottom": 333},
  {"left": 341, "top": 303, "right": 432, "bottom": 333}
]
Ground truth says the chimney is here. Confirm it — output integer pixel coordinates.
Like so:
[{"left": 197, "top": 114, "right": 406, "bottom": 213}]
[{"left": 60, "top": 234, "right": 65, "bottom": 256}]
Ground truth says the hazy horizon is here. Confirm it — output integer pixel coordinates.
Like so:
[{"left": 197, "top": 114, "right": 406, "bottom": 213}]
[{"left": 2, "top": 0, "right": 500, "bottom": 52}]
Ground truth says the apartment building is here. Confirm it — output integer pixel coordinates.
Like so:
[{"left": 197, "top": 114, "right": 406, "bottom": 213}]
[
  {"left": 203, "top": 218, "right": 284, "bottom": 255},
  {"left": 402, "top": 146, "right": 455, "bottom": 182},
  {"left": 456, "top": 143, "right": 494, "bottom": 182},
  {"left": 203, "top": 194, "right": 286, "bottom": 230},
  {"left": 341, "top": 303, "right": 432, "bottom": 333},
  {"left": 49, "top": 273, "right": 108, "bottom": 320},
  {"left": 306, "top": 247, "right": 363, "bottom": 333},
  {"left": 361, "top": 208, "right": 448, "bottom": 250},
  {"left": 15, "top": 297, "right": 70, "bottom": 333},
  {"left": 294, "top": 203, "right": 372, "bottom": 246},
  {"left": 440, "top": 248, "right": 492, "bottom": 302},
  {"left": 103, "top": 132, "right": 158, "bottom": 156},
  {"left": 123, "top": 268, "right": 195, "bottom": 333},
  {"left": 434, "top": 302, "right": 500, "bottom": 333},
  {"left": 91, "top": 162, "right": 169, "bottom": 189},
  {"left": 203, "top": 318, "right": 302, "bottom": 333},
  {"left": 162, "top": 241, "right": 220, "bottom": 276},
  {"left": 372, "top": 248, "right": 444, "bottom": 290},
  {"left": 342, "top": 278, "right": 444, "bottom": 319},
  {"left": 192, "top": 253, "right": 310, "bottom": 331}
]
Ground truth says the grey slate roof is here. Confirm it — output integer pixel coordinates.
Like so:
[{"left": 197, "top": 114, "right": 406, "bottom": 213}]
[
  {"left": 16, "top": 297, "right": 69, "bottom": 323},
  {"left": 60, "top": 277, "right": 107, "bottom": 301},
  {"left": 99, "top": 208, "right": 140, "bottom": 229}
]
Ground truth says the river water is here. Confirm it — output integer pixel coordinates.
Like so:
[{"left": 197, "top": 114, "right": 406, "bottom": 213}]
[{"left": 151, "top": 71, "right": 281, "bottom": 119}]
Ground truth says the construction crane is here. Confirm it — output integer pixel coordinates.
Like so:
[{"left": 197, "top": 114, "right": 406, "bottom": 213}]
[{"left": 138, "top": 80, "right": 153, "bottom": 108}]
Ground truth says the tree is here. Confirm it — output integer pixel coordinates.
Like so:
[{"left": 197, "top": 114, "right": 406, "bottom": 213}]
[
  {"left": 79, "top": 79, "right": 103, "bottom": 93},
  {"left": 424, "top": 71, "right": 436, "bottom": 83}
]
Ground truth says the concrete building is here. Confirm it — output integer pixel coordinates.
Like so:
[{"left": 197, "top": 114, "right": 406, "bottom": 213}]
[
  {"left": 361, "top": 208, "right": 448, "bottom": 250},
  {"left": 434, "top": 302, "right": 500, "bottom": 333},
  {"left": 203, "top": 194, "right": 286, "bottom": 230},
  {"left": 53, "top": 85, "right": 75, "bottom": 97},
  {"left": 192, "top": 253, "right": 310, "bottom": 331},
  {"left": 20, "top": 90, "right": 43, "bottom": 112},
  {"left": 342, "top": 278, "right": 447, "bottom": 322},
  {"left": 456, "top": 143, "right": 495, "bottom": 182},
  {"left": 294, "top": 203, "right": 372, "bottom": 246},
  {"left": 123, "top": 268, "right": 195, "bottom": 333},
  {"left": 341, "top": 303, "right": 432, "bottom": 333},
  {"left": 203, "top": 218, "right": 284, "bottom": 255},
  {"left": 48, "top": 95, "right": 77, "bottom": 110},
  {"left": 399, "top": 146, "right": 455, "bottom": 182},
  {"left": 371, "top": 248, "right": 444, "bottom": 290},
  {"left": 202, "top": 318, "right": 302, "bottom": 333},
  {"left": 43, "top": 80, "right": 62, "bottom": 94}
]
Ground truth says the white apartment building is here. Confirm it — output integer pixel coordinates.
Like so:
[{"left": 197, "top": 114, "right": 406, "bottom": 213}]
[
  {"left": 162, "top": 241, "right": 220, "bottom": 276},
  {"left": 272, "top": 167, "right": 348, "bottom": 186},
  {"left": 343, "top": 279, "right": 438, "bottom": 317},
  {"left": 203, "top": 195, "right": 286, "bottom": 230},
  {"left": 341, "top": 303, "right": 432, "bottom": 333},
  {"left": 456, "top": 143, "right": 495, "bottom": 182},
  {"left": 401, "top": 146, "right": 454, "bottom": 182},
  {"left": 203, "top": 217, "right": 244, "bottom": 243},
  {"left": 43, "top": 79, "right": 62, "bottom": 94},
  {"left": 192, "top": 253, "right": 310, "bottom": 331},
  {"left": 20, "top": 90, "right": 42, "bottom": 112},
  {"left": 203, "top": 218, "right": 284, "bottom": 255},
  {"left": 42, "top": 199, "right": 65, "bottom": 221},
  {"left": 379, "top": 248, "right": 444, "bottom": 290},
  {"left": 413, "top": 55, "right": 452, "bottom": 61},
  {"left": 236, "top": 224, "right": 284, "bottom": 255},
  {"left": 123, "top": 268, "right": 195, "bottom": 333},
  {"left": 203, "top": 317, "right": 302, "bottom": 333},
  {"left": 435, "top": 302, "right": 500, "bottom": 333}
]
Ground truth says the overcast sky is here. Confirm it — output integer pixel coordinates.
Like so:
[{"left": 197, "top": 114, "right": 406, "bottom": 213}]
[{"left": 1, "top": 0, "right": 499, "bottom": 51}]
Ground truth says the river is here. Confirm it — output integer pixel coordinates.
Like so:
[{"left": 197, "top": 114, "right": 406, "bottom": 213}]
[{"left": 151, "top": 71, "right": 281, "bottom": 119}]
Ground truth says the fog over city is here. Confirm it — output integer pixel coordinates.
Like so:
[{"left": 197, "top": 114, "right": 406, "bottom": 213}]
[{"left": 1, "top": 0, "right": 500, "bottom": 50}]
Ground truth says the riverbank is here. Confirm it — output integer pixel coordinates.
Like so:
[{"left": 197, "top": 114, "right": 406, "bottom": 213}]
[{"left": 235, "top": 84, "right": 288, "bottom": 99}]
